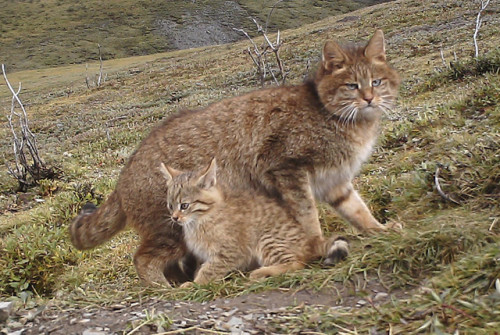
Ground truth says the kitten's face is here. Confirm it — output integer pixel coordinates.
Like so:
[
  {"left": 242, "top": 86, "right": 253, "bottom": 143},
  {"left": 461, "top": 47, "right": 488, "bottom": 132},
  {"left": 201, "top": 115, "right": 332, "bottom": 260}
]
[
  {"left": 166, "top": 179, "right": 210, "bottom": 226},
  {"left": 315, "top": 31, "right": 400, "bottom": 125},
  {"left": 161, "top": 159, "right": 220, "bottom": 226}
]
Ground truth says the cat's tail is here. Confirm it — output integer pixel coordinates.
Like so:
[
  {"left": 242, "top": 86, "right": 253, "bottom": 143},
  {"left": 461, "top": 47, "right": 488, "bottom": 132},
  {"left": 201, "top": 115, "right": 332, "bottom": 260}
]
[
  {"left": 308, "top": 235, "right": 349, "bottom": 265},
  {"left": 69, "top": 191, "right": 127, "bottom": 250}
]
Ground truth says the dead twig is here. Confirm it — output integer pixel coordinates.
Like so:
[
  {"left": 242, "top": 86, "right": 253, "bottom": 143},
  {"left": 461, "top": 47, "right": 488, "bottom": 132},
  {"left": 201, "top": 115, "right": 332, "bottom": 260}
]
[
  {"left": 441, "top": 304, "right": 481, "bottom": 324},
  {"left": 97, "top": 43, "right": 104, "bottom": 87},
  {"left": 473, "top": 0, "right": 491, "bottom": 58},
  {"left": 489, "top": 217, "right": 498, "bottom": 232},
  {"left": 434, "top": 165, "right": 460, "bottom": 205}
]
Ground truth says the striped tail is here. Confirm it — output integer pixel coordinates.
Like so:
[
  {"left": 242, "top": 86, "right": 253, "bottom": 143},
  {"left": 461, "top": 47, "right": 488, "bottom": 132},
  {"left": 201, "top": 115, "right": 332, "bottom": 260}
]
[{"left": 69, "top": 191, "right": 127, "bottom": 250}]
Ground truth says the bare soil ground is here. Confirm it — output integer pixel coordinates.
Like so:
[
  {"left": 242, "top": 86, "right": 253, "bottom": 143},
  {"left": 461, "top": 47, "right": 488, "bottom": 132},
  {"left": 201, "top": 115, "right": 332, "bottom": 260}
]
[{"left": 5, "top": 279, "right": 403, "bottom": 334}]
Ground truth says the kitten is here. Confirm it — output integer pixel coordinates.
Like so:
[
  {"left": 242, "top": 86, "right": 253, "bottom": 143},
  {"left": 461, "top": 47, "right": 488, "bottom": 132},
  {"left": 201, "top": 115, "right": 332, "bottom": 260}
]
[
  {"left": 160, "top": 158, "right": 348, "bottom": 286},
  {"left": 70, "top": 30, "right": 400, "bottom": 285}
]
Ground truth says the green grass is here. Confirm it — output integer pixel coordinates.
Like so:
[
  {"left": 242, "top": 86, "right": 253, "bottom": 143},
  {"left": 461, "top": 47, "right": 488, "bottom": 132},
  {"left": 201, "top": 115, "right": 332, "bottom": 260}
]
[{"left": 0, "top": 0, "right": 499, "bottom": 332}]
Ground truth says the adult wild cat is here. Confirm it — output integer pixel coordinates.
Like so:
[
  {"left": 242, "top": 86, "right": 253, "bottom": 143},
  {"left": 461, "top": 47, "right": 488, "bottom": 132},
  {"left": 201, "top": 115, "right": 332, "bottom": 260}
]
[
  {"left": 70, "top": 30, "right": 401, "bottom": 285},
  {"left": 160, "top": 158, "right": 348, "bottom": 286}
]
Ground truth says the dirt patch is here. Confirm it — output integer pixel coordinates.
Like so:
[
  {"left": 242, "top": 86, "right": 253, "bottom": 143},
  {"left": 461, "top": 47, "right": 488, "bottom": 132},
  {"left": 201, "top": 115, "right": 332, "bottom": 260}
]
[{"left": 3, "top": 279, "right": 404, "bottom": 334}]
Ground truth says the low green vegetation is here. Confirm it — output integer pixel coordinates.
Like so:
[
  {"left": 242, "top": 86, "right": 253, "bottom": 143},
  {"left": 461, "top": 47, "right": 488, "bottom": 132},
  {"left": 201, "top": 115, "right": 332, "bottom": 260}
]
[{"left": 0, "top": 0, "right": 499, "bottom": 333}]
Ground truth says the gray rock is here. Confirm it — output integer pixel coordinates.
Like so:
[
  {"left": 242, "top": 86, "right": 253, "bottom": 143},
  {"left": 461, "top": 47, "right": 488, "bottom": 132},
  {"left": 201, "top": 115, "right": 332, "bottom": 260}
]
[
  {"left": 356, "top": 299, "right": 368, "bottom": 306},
  {"left": 7, "top": 329, "right": 25, "bottom": 335},
  {"left": 0, "top": 301, "right": 14, "bottom": 322},
  {"left": 82, "top": 329, "right": 108, "bottom": 335},
  {"left": 373, "top": 292, "right": 389, "bottom": 301}
]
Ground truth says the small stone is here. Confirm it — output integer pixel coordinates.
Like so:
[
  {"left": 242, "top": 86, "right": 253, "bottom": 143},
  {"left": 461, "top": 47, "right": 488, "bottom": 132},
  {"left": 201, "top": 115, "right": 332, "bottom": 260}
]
[
  {"left": 373, "top": 292, "right": 389, "bottom": 302},
  {"left": 82, "top": 329, "right": 108, "bottom": 335},
  {"left": 7, "top": 321, "right": 24, "bottom": 328},
  {"left": 110, "top": 304, "right": 125, "bottom": 310},
  {"left": 0, "top": 302, "right": 14, "bottom": 322},
  {"left": 79, "top": 319, "right": 91, "bottom": 323},
  {"left": 222, "top": 308, "right": 239, "bottom": 317},
  {"left": 200, "top": 320, "right": 215, "bottom": 327},
  {"left": 242, "top": 313, "right": 254, "bottom": 321},
  {"left": 356, "top": 299, "right": 368, "bottom": 306}
]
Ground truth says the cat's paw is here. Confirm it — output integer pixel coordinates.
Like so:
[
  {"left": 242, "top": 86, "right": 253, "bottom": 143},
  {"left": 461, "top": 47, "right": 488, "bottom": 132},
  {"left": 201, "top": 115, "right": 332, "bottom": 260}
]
[
  {"left": 323, "top": 237, "right": 349, "bottom": 266},
  {"left": 385, "top": 220, "right": 403, "bottom": 231},
  {"left": 248, "top": 268, "right": 271, "bottom": 279},
  {"left": 179, "top": 281, "right": 194, "bottom": 289}
]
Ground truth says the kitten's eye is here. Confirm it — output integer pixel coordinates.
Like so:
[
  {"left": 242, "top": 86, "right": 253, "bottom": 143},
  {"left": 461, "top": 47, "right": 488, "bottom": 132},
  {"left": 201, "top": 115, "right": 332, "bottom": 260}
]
[
  {"left": 168, "top": 204, "right": 173, "bottom": 210},
  {"left": 372, "top": 79, "right": 382, "bottom": 87},
  {"left": 180, "top": 203, "right": 189, "bottom": 210},
  {"left": 346, "top": 83, "right": 359, "bottom": 90}
]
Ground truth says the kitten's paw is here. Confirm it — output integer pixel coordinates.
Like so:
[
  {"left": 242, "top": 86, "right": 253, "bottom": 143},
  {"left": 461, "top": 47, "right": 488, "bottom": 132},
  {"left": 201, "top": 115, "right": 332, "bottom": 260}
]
[
  {"left": 249, "top": 268, "right": 271, "bottom": 279},
  {"left": 179, "top": 281, "right": 194, "bottom": 289},
  {"left": 385, "top": 220, "right": 403, "bottom": 231},
  {"left": 323, "top": 237, "right": 349, "bottom": 266}
]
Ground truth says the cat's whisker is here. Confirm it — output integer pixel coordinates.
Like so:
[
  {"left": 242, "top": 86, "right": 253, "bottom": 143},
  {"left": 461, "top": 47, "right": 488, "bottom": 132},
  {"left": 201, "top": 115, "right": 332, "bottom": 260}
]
[
  {"left": 329, "top": 104, "right": 351, "bottom": 122},
  {"left": 349, "top": 108, "right": 359, "bottom": 127},
  {"left": 342, "top": 108, "right": 354, "bottom": 127},
  {"left": 340, "top": 106, "right": 355, "bottom": 127}
]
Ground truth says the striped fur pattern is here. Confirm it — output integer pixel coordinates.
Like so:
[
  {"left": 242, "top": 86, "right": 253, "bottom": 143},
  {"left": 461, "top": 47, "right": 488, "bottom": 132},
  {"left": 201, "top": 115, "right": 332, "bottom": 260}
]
[{"left": 160, "top": 159, "right": 348, "bottom": 285}]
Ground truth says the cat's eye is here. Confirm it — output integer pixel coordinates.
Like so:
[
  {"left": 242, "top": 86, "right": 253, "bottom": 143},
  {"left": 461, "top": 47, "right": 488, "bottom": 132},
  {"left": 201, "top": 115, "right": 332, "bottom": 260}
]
[
  {"left": 180, "top": 203, "right": 189, "bottom": 210},
  {"left": 168, "top": 204, "right": 173, "bottom": 210},
  {"left": 346, "top": 83, "right": 359, "bottom": 90},
  {"left": 372, "top": 79, "right": 382, "bottom": 87}
]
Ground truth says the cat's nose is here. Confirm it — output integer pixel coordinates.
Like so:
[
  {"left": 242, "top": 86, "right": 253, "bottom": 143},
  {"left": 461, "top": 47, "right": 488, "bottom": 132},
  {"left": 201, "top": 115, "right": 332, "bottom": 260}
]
[
  {"left": 363, "top": 95, "right": 373, "bottom": 104},
  {"left": 172, "top": 215, "right": 179, "bottom": 222}
]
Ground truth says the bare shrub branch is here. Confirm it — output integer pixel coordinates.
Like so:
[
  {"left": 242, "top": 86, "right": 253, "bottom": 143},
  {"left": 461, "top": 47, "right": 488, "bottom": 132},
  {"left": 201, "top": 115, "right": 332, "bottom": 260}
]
[
  {"left": 85, "top": 44, "right": 107, "bottom": 89},
  {"left": 434, "top": 165, "right": 460, "bottom": 205},
  {"left": 233, "top": 1, "right": 288, "bottom": 87},
  {"left": 474, "top": 0, "right": 491, "bottom": 58},
  {"left": 2, "top": 64, "right": 57, "bottom": 191}
]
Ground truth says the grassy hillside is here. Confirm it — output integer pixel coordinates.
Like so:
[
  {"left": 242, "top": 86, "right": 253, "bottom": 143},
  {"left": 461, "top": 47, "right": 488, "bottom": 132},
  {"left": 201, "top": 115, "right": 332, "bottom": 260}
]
[
  {"left": 0, "top": 0, "right": 387, "bottom": 72},
  {"left": 0, "top": 0, "right": 499, "bottom": 333}
]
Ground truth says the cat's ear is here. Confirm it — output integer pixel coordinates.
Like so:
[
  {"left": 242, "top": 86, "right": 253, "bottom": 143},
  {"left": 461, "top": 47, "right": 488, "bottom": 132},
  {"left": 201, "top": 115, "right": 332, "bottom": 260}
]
[
  {"left": 159, "top": 162, "right": 181, "bottom": 183},
  {"left": 322, "top": 40, "right": 347, "bottom": 71},
  {"left": 196, "top": 158, "right": 217, "bottom": 189},
  {"left": 364, "top": 30, "right": 386, "bottom": 63}
]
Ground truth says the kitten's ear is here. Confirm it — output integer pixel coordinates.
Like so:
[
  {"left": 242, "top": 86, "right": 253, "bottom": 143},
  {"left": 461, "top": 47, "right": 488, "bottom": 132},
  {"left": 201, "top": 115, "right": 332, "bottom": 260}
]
[
  {"left": 364, "top": 30, "right": 386, "bottom": 63},
  {"left": 159, "top": 162, "right": 181, "bottom": 183},
  {"left": 196, "top": 158, "right": 217, "bottom": 189},
  {"left": 322, "top": 40, "right": 346, "bottom": 71}
]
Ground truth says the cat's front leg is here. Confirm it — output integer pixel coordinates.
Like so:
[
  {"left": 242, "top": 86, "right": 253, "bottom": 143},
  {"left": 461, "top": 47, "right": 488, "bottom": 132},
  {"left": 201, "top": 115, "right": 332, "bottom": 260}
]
[
  {"left": 264, "top": 169, "right": 322, "bottom": 237},
  {"left": 325, "top": 182, "right": 394, "bottom": 233}
]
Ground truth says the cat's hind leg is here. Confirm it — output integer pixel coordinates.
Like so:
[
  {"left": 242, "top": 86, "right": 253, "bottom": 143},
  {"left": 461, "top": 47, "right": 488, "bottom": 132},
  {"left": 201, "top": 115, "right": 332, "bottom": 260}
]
[
  {"left": 133, "top": 231, "right": 189, "bottom": 286},
  {"left": 263, "top": 169, "right": 322, "bottom": 237}
]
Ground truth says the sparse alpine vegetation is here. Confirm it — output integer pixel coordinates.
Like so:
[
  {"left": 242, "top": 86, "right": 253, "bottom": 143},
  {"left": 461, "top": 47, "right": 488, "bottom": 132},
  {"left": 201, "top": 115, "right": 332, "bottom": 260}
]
[
  {"left": 0, "top": 0, "right": 499, "bottom": 333},
  {"left": 0, "top": 0, "right": 387, "bottom": 72}
]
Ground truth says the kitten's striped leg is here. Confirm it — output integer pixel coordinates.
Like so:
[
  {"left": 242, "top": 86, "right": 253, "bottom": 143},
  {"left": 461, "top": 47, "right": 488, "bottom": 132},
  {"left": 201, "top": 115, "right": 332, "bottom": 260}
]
[
  {"left": 249, "top": 261, "right": 305, "bottom": 279},
  {"left": 191, "top": 258, "right": 236, "bottom": 285},
  {"left": 326, "top": 182, "right": 388, "bottom": 233}
]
